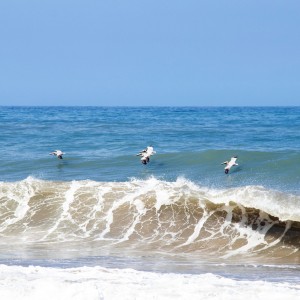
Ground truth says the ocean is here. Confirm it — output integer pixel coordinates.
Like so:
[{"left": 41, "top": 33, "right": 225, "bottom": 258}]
[{"left": 0, "top": 106, "right": 299, "bottom": 299}]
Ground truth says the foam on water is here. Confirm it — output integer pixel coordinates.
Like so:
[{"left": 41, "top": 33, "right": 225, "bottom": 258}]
[{"left": 0, "top": 264, "right": 299, "bottom": 300}]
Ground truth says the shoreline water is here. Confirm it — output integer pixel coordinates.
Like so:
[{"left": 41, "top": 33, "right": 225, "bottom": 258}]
[{"left": 0, "top": 264, "right": 299, "bottom": 300}]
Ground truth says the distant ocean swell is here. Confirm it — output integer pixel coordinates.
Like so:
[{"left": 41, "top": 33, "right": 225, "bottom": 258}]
[{"left": 0, "top": 177, "right": 299, "bottom": 262}]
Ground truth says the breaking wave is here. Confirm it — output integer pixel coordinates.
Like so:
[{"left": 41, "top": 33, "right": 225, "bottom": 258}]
[{"left": 0, "top": 177, "right": 299, "bottom": 262}]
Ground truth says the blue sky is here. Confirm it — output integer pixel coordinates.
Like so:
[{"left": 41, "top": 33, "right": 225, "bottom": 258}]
[{"left": 0, "top": 0, "right": 299, "bottom": 106}]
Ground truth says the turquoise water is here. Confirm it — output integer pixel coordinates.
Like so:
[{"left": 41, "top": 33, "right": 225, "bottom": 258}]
[{"left": 1, "top": 106, "right": 299, "bottom": 193}]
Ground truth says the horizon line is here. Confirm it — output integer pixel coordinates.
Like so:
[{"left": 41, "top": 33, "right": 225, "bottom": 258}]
[{"left": 1, "top": 105, "right": 300, "bottom": 108}]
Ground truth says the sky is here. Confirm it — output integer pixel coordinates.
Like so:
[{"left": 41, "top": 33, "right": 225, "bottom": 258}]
[{"left": 0, "top": 0, "right": 299, "bottom": 106}]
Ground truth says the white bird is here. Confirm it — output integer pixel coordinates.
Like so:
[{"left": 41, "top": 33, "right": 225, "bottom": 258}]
[
  {"left": 136, "top": 146, "right": 156, "bottom": 164},
  {"left": 221, "top": 156, "right": 238, "bottom": 174},
  {"left": 50, "top": 150, "right": 65, "bottom": 159}
]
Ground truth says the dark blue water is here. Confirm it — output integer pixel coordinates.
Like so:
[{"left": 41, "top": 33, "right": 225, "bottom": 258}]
[{"left": 0, "top": 106, "right": 299, "bottom": 193}]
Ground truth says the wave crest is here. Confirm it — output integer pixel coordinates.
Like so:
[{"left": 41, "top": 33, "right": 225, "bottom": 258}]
[{"left": 0, "top": 177, "right": 299, "bottom": 261}]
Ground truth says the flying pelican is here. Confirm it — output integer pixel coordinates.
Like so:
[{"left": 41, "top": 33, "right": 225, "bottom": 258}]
[
  {"left": 221, "top": 156, "right": 238, "bottom": 174},
  {"left": 136, "top": 146, "right": 156, "bottom": 165},
  {"left": 50, "top": 150, "right": 65, "bottom": 159}
]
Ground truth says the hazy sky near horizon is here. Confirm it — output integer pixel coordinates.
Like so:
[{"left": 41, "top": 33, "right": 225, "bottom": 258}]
[{"left": 0, "top": 0, "right": 299, "bottom": 106}]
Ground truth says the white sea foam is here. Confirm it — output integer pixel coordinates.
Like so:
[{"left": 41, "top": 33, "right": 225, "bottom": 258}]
[{"left": 0, "top": 264, "right": 299, "bottom": 300}]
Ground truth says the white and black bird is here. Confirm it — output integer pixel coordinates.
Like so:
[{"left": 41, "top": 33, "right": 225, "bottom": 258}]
[
  {"left": 221, "top": 156, "right": 238, "bottom": 174},
  {"left": 136, "top": 146, "right": 156, "bottom": 165},
  {"left": 50, "top": 150, "right": 65, "bottom": 159}
]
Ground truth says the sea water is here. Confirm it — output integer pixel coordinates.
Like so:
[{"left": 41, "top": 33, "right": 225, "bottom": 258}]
[{"left": 0, "top": 106, "right": 299, "bottom": 299}]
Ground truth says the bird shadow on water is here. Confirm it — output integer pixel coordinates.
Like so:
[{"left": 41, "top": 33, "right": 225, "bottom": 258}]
[
  {"left": 55, "top": 160, "right": 69, "bottom": 170},
  {"left": 222, "top": 166, "right": 244, "bottom": 187}
]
